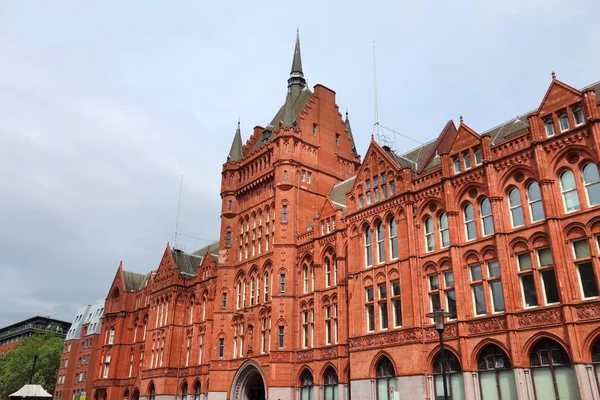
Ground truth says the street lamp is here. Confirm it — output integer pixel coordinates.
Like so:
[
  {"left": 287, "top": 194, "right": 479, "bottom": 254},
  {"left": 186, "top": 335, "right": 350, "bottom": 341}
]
[{"left": 426, "top": 309, "right": 452, "bottom": 400}]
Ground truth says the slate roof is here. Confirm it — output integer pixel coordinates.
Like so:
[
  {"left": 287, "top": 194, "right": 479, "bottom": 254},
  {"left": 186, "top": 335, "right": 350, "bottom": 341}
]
[
  {"left": 227, "top": 122, "right": 243, "bottom": 162},
  {"left": 123, "top": 270, "right": 149, "bottom": 291},
  {"left": 329, "top": 176, "right": 356, "bottom": 215},
  {"left": 192, "top": 240, "right": 220, "bottom": 263},
  {"left": 171, "top": 249, "right": 203, "bottom": 275}
]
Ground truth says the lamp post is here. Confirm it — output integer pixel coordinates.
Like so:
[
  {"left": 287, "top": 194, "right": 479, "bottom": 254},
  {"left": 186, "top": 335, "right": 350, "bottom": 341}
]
[{"left": 426, "top": 309, "right": 452, "bottom": 400}]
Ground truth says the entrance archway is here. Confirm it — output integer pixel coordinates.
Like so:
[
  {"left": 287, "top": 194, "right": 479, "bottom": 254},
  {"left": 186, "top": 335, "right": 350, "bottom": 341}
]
[{"left": 231, "top": 360, "right": 267, "bottom": 400}]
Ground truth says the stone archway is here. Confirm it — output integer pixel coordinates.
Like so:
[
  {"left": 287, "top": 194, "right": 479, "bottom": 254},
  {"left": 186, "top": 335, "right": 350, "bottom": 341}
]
[{"left": 231, "top": 360, "right": 267, "bottom": 400}]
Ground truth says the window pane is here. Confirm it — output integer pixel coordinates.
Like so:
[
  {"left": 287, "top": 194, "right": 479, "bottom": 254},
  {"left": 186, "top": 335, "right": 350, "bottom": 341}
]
[
  {"left": 377, "top": 378, "right": 389, "bottom": 400},
  {"left": 380, "top": 303, "right": 388, "bottom": 329},
  {"left": 366, "top": 287, "right": 374, "bottom": 302},
  {"left": 447, "top": 290, "right": 457, "bottom": 317},
  {"left": 545, "top": 120, "right": 555, "bottom": 136},
  {"left": 466, "top": 221, "right": 476, "bottom": 240},
  {"left": 559, "top": 114, "right": 570, "bottom": 131},
  {"left": 464, "top": 204, "right": 474, "bottom": 220},
  {"left": 521, "top": 274, "right": 538, "bottom": 307},
  {"left": 450, "top": 374, "right": 466, "bottom": 400},
  {"left": 564, "top": 190, "right": 581, "bottom": 212},
  {"left": 487, "top": 260, "right": 500, "bottom": 277},
  {"left": 561, "top": 170, "right": 576, "bottom": 189},
  {"left": 393, "top": 299, "right": 402, "bottom": 327},
  {"left": 444, "top": 272, "right": 454, "bottom": 287},
  {"left": 532, "top": 368, "right": 557, "bottom": 400},
  {"left": 483, "top": 216, "right": 494, "bottom": 235},
  {"left": 431, "top": 294, "right": 441, "bottom": 311},
  {"left": 509, "top": 189, "right": 521, "bottom": 206},
  {"left": 538, "top": 248, "right": 553, "bottom": 266},
  {"left": 541, "top": 269, "right": 560, "bottom": 304},
  {"left": 490, "top": 280, "right": 505, "bottom": 312},
  {"left": 587, "top": 182, "right": 600, "bottom": 206},
  {"left": 391, "top": 280, "right": 400, "bottom": 296},
  {"left": 470, "top": 264, "right": 482, "bottom": 281},
  {"left": 555, "top": 366, "right": 579, "bottom": 400},
  {"left": 464, "top": 153, "right": 471, "bottom": 169},
  {"left": 367, "top": 305, "right": 375, "bottom": 331},
  {"left": 498, "top": 370, "right": 518, "bottom": 400},
  {"left": 479, "top": 371, "right": 500, "bottom": 400},
  {"left": 429, "top": 275, "right": 439, "bottom": 290},
  {"left": 583, "top": 163, "right": 600, "bottom": 183},
  {"left": 578, "top": 262, "right": 599, "bottom": 298},
  {"left": 435, "top": 376, "right": 446, "bottom": 400},
  {"left": 511, "top": 207, "right": 524, "bottom": 227},
  {"left": 518, "top": 253, "right": 532, "bottom": 270},
  {"left": 531, "top": 199, "right": 545, "bottom": 221},
  {"left": 573, "top": 239, "right": 591, "bottom": 259},
  {"left": 473, "top": 284, "right": 486, "bottom": 315},
  {"left": 475, "top": 148, "right": 482, "bottom": 164},
  {"left": 528, "top": 181, "right": 542, "bottom": 201}
]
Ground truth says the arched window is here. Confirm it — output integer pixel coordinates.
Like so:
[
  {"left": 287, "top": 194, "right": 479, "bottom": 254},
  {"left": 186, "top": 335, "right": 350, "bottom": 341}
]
[
  {"left": 181, "top": 382, "right": 188, "bottom": 400},
  {"left": 389, "top": 217, "right": 398, "bottom": 259},
  {"left": 376, "top": 222, "right": 385, "bottom": 264},
  {"left": 300, "top": 370, "right": 313, "bottom": 400},
  {"left": 193, "top": 382, "right": 201, "bottom": 400},
  {"left": 544, "top": 117, "right": 556, "bottom": 137},
  {"left": 264, "top": 272, "right": 270, "bottom": 302},
  {"left": 303, "top": 266, "right": 309, "bottom": 293},
  {"left": 583, "top": 163, "right": 600, "bottom": 206},
  {"left": 365, "top": 227, "right": 373, "bottom": 267},
  {"left": 376, "top": 356, "right": 397, "bottom": 400},
  {"left": 477, "top": 345, "right": 517, "bottom": 400},
  {"left": 108, "top": 327, "right": 115, "bottom": 344},
  {"left": 433, "top": 351, "right": 464, "bottom": 400},
  {"left": 508, "top": 188, "right": 524, "bottom": 227},
  {"left": 325, "top": 258, "right": 331, "bottom": 288},
  {"left": 148, "top": 384, "right": 155, "bottom": 400},
  {"left": 558, "top": 112, "right": 570, "bottom": 132},
  {"left": 527, "top": 182, "right": 545, "bottom": 222},
  {"left": 250, "top": 277, "right": 255, "bottom": 305},
  {"left": 560, "top": 170, "right": 581, "bottom": 212},
  {"left": 439, "top": 213, "right": 450, "bottom": 248},
  {"left": 236, "top": 281, "right": 242, "bottom": 309},
  {"left": 464, "top": 203, "right": 476, "bottom": 240},
  {"left": 188, "top": 298, "right": 194, "bottom": 325},
  {"left": 324, "top": 367, "right": 338, "bottom": 400},
  {"left": 530, "top": 339, "right": 578, "bottom": 399},
  {"left": 480, "top": 198, "right": 494, "bottom": 235},
  {"left": 201, "top": 294, "right": 207, "bottom": 321},
  {"left": 424, "top": 217, "right": 435, "bottom": 252}
]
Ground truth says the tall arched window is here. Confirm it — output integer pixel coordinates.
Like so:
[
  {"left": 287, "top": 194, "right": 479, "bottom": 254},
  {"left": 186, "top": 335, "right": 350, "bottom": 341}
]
[
  {"left": 365, "top": 227, "right": 373, "bottom": 267},
  {"left": 264, "top": 272, "right": 270, "bottom": 302},
  {"left": 236, "top": 282, "right": 242, "bottom": 309},
  {"left": 424, "top": 217, "right": 435, "bottom": 252},
  {"left": 527, "top": 182, "right": 545, "bottom": 222},
  {"left": 464, "top": 203, "right": 476, "bottom": 240},
  {"left": 389, "top": 217, "right": 398, "bottom": 259},
  {"left": 108, "top": 327, "right": 115, "bottom": 344},
  {"left": 376, "top": 222, "right": 385, "bottom": 264},
  {"left": 530, "top": 339, "right": 578, "bottom": 399},
  {"left": 583, "top": 163, "right": 600, "bottom": 206},
  {"left": 376, "top": 356, "right": 397, "bottom": 400},
  {"left": 439, "top": 213, "right": 450, "bottom": 248},
  {"left": 324, "top": 367, "right": 338, "bottom": 400},
  {"left": 508, "top": 188, "right": 524, "bottom": 227},
  {"left": 250, "top": 278, "right": 255, "bottom": 305},
  {"left": 201, "top": 294, "right": 207, "bottom": 321},
  {"left": 188, "top": 298, "right": 194, "bottom": 325},
  {"left": 325, "top": 259, "right": 331, "bottom": 288},
  {"left": 181, "top": 382, "right": 188, "bottom": 400},
  {"left": 303, "top": 266, "right": 309, "bottom": 293},
  {"left": 560, "top": 170, "right": 581, "bottom": 212},
  {"left": 148, "top": 384, "right": 155, "bottom": 400},
  {"left": 193, "top": 382, "right": 201, "bottom": 400},
  {"left": 477, "top": 345, "right": 517, "bottom": 400},
  {"left": 433, "top": 351, "right": 464, "bottom": 400},
  {"left": 300, "top": 370, "right": 313, "bottom": 400},
  {"left": 480, "top": 198, "right": 494, "bottom": 235}
]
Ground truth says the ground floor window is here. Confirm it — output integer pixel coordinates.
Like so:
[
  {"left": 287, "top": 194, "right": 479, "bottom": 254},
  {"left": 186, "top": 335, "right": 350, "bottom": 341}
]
[
  {"left": 324, "top": 367, "right": 338, "bottom": 400},
  {"left": 301, "top": 370, "right": 313, "bottom": 400},
  {"left": 433, "top": 351, "right": 465, "bottom": 400},
  {"left": 477, "top": 345, "right": 517, "bottom": 399},
  {"left": 530, "top": 338, "right": 578, "bottom": 399},
  {"left": 376, "top": 356, "right": 397, "bottom": 400}
]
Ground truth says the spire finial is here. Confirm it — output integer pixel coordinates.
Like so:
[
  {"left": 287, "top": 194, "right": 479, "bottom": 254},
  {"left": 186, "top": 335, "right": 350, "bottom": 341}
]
[
  {"left": 288, "top": 29, "right": 306, "bottom": 91},
  {"left": 552, "top": 71, "right": 556, "bottom": 80},
  {"left": 460, "top": 115, "right": 464, "bottom": 124},
  {"left": 345, "top": 108, "right": 349, "bottom": 119}
]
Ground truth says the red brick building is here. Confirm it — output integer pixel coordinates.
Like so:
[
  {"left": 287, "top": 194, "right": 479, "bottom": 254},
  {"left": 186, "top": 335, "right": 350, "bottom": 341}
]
[
  {"left": 55, "top": 300, "right": 104, "bottom": 400},
  {"left": 84, "top": 34, "right": 600, "bottom": 400}
]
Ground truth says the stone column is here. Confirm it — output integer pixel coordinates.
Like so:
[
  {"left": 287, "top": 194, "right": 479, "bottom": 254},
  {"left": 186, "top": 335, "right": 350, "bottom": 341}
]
[
  {"left": 463, "top": 372, "right": 480, "bottom": 400},
  {"left": 513, "top": 368, "right": 535, "bottom": 400},
  {"left": 574, "top": 364, "right": 600, "bottom": 400}
]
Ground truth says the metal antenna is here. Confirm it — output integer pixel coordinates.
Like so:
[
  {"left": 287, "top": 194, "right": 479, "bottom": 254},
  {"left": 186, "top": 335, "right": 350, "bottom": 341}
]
[
  {"left": 372, "top": 41, "right": 380, "bottom": 142},
  {"left": 173, "top": 175, "right": 184, "bottom": 250}
]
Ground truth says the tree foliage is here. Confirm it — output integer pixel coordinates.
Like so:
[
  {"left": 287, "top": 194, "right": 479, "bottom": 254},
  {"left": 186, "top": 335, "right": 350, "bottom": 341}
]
[{"left": 0, "top": 333, "right": 63, "bottom": 399}]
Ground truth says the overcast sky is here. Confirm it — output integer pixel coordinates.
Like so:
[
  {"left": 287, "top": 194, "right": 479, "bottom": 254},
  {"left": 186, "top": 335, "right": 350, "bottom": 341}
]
[{"left": 1, "top": 1, "right": 599, "bottom": 326}]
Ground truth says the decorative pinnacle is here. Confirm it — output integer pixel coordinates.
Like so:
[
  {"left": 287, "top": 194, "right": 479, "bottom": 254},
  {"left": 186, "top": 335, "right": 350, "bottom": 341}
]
[
  {"left": 459, "top": 115, "right": 464, "bottom": 124},
  {"left": 552, "top": 71, "right": 556, "bottom": 80}
]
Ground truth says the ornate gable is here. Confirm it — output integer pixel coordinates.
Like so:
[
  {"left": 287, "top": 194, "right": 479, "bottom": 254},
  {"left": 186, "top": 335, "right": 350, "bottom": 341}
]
[
  {"left": 448, "top": 119, "right": 481, "bottom": 156},
  {"left": 538, "top": 75, "right": 582, "bottom": 116},
  {"left": 348, "top": 140, "right": 402, "bottom": 196},
  {"left": 153, "top": 244, "right": 177, "bottom": 286}
]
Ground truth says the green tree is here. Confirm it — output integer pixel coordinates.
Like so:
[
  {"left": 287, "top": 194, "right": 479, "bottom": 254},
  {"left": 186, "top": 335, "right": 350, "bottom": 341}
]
[{"left": 0, "top": 333, "right": 63, "bottom": 399}]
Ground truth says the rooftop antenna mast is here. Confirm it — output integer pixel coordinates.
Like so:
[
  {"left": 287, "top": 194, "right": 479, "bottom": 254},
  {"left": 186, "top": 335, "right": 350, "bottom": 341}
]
[
  {"left": 173, "top": 175, "right": 183, "bottom": 250},
  {"left": 373, "top": 41, "right": 380, "bottom": 143}
]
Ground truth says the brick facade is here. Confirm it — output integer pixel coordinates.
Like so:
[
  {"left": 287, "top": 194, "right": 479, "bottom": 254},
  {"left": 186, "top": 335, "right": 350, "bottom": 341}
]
[{"left": 67, "top": 37, "right": 600, "bottom": 400}]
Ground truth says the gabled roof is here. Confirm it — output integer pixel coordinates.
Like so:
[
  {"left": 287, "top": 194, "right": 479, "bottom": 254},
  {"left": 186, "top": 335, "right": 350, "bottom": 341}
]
[{"left": 329, "top": 176, "right": 356, "bottom": 212}]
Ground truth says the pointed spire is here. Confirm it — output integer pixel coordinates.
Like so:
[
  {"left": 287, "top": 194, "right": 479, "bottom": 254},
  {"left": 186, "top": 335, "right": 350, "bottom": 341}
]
[
  {"left": 288, "top": 29, "right": 306, "bottom": 92},
  {"left": 227, "top": 121, "right": 243, "bottom": 162},
  {"left": 345, "top": 109, "right": 357, "bottom": 153}
]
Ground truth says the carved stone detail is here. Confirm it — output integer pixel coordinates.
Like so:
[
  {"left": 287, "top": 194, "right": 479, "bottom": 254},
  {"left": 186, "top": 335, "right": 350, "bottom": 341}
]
[
  {"left": 575, "top": 303, "right": 600, "bottom": 320},
  {"left": 518, "top": 309, "right": 563, "bottom": 327},
  {"left": 467, "top": 317, "right": 507, "bottom": 335}
]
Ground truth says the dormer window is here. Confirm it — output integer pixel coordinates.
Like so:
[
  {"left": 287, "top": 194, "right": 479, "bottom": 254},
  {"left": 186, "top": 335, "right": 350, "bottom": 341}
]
[
  {"left": 544, "top": 118, "right": 555, "bottom": 137},
  {"left": 474, "top": 148, "right": 482, "bottom": 165},
  {"left": 366, "top": 179, "right": 371, "bottom": 190},
  {"left": 366, "top": 192, "right": 372, "bottom": 206},
  {"left": 358, "top": 195, "right": 364, "bottom": 209},
  {"left": 573, "top": 106, "right": 585, "bottom": 126},
  {"left": 463, "top": 152, "right": 472, "bottom": 170},
  {"left": 453, "top": 157, "right": 461, "bottom": 173},
  {"left": 558, "top": 112, "right": 570, "bottom": 132}
]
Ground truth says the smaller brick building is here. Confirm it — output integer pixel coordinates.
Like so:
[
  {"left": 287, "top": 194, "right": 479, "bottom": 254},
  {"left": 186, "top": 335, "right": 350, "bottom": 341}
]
[
  {"left": 0, "top": 316, "right": 70, "bottom": 357},
  {"left": 55, "top": 300, "right": 104, "bottom": 400}
]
